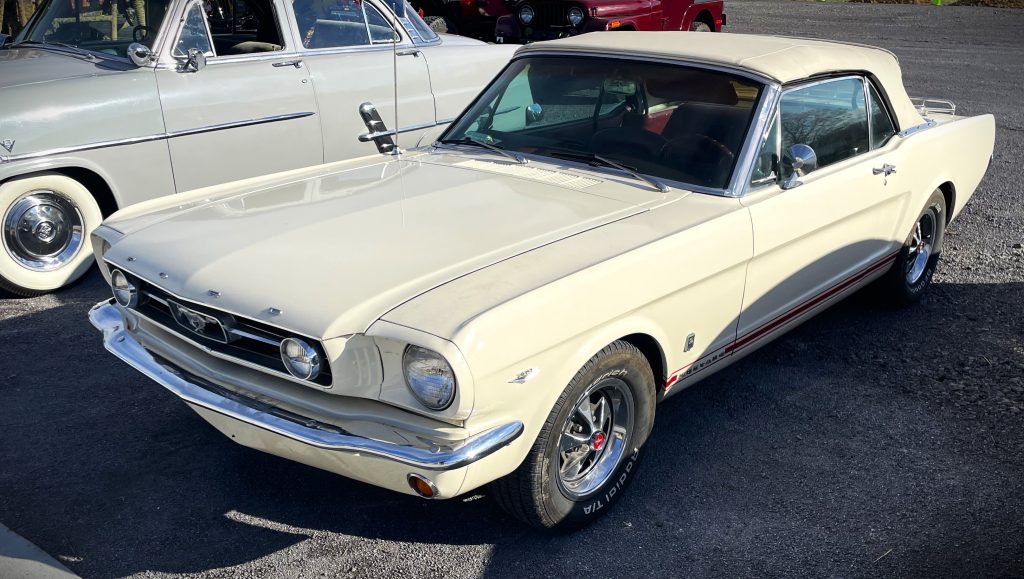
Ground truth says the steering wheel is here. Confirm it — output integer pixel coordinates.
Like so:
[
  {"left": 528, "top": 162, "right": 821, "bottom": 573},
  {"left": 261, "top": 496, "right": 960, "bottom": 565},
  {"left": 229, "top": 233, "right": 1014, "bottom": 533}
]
[
  {"left": 694, "top": 134, "right": 735, "bottom": 164},
  {"left": 133, "top": 25, "right": 151, "bottom": 43}
]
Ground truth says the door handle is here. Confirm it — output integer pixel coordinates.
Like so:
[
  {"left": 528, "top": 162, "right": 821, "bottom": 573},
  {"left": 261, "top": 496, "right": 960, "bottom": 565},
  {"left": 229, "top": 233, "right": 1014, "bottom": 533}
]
[
  {"left": 873, "top": 164, "right": 897, "bottom": 176},
  {"left": 272, "top": 59, "right": 303, "bottom": 68},
  {"left": 396, "top": 49, "right": 420, "bottom": 57}
]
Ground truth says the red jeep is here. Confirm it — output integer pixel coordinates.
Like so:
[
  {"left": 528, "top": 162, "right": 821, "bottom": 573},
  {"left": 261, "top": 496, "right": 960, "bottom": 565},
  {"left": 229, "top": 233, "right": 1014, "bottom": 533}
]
[{"left": 495, "top": 0, "right": 724, "bottom": 43}]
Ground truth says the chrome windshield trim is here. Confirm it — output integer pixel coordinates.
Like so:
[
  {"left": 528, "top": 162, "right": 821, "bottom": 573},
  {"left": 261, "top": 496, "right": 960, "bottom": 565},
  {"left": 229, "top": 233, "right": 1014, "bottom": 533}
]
[
  {"left": 0, "top": 112, "right": 314, "bottom": 164},
  {"left": 90, "top": 300, "right": 524, "bottom": 470}
]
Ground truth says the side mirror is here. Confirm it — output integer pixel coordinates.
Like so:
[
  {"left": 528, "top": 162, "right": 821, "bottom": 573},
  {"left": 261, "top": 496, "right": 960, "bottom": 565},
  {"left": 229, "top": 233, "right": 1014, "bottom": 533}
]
[
  {"left": 781, "top": 144, "right": 817, "bottom": 190},
  {"left": 357, "top": 102, "right": 397, "bottom": 154},
  {"left": 525, "top": 103, "right": 544, "bottom": 125},
  {"left": 127, "top": 42, "right": 154, "bottom": 67},
  {"left": 182, "top": 47, "right": 207, "bottom": 72}
]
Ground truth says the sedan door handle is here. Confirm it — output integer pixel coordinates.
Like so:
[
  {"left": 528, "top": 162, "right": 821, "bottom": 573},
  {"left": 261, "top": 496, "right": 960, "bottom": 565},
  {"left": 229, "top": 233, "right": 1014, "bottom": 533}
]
[
  {"left": 396, "top": 49, "right": 420, "bottom": 57},
  {"left": 272, "top": 59, "right": 303, "bottom": 68},
  {"left": 873, "top": 164, "right": 897, "bottom": 176}
]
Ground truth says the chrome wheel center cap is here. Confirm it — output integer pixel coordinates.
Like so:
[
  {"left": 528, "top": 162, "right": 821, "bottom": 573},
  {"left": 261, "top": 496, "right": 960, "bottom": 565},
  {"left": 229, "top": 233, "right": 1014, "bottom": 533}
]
[{"left": 32, "top": 220, "right": 57, "bottom": 243}]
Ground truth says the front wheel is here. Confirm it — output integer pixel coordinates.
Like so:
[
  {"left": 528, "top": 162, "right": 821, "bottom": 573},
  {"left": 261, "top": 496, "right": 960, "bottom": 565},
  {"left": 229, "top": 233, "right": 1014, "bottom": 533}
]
[
  {"left": 490, "top": 341, "right": 656, "bottom": 530},
  {"left": 878, "top": 189, "right": 946, "bottom": 306},
  {"left": 0, "top": 173, "right": 104, "bottom": 297}
]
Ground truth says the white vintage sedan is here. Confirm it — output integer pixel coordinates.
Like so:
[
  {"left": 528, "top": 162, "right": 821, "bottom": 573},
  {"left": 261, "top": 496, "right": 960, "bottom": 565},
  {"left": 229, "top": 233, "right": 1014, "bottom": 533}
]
[{"left": 90, "top": 32, "right": 995, "bottom": 530}]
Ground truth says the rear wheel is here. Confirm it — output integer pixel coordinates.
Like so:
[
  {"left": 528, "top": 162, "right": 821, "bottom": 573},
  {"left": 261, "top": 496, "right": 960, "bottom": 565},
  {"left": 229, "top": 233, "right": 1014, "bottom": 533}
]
[
  {"left": 878, "top": 189, "right": 946, "bottom": 306},
  {"left": 491, "top": 341, "right": 656, "bottom": 530},
  {"left": 690, "top": 21, "right": 712, "bottom": 32},
  {"left": 0, "top": 173, "right": 103, "bottom": 297}
]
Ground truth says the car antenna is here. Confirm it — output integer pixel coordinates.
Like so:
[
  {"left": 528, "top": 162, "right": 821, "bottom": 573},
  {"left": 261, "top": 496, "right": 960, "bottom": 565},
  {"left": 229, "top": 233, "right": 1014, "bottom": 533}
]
[{"left": 391, "top": 0, "right": 405, "bottom": 157}]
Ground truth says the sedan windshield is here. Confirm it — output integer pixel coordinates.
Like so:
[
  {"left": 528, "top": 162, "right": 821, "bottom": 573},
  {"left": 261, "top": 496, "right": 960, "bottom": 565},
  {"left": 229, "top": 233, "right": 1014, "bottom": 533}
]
[
  {"left": 442, "top": 56, "right": 765, "bottom": 191},
  {"left": 16, "top": 0, "right": 172, "bottom": 57}
]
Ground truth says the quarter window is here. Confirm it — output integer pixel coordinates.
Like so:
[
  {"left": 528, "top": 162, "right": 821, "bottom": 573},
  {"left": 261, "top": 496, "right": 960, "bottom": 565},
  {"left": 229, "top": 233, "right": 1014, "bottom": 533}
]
[
  {"left": 868, "top": 82, "right": 896, "bottom": 149},
  {"left": 780, "top": 77, "right": 869, "bottom": 169}
]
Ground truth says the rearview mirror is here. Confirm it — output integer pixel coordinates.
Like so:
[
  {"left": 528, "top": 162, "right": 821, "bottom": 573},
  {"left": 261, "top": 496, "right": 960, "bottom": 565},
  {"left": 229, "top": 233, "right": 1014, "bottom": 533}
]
[
  {"left": 603, "top": 79, "right": 637, "bottom": 95},
  {"left": 781, "top": 144, "right": 817, "bottom": 190},
  {"left": 525, "top": 103, "right": 544, "bottom": 125},
  {"left": 357, "top": 102, "right": 397, "bottom": 154}
]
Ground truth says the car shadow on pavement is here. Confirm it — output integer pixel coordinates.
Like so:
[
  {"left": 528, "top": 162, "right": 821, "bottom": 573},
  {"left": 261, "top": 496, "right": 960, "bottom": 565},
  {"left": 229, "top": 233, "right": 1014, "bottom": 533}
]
[{"left": 1, "top": 272, "right": 1022, "bottom": 578}]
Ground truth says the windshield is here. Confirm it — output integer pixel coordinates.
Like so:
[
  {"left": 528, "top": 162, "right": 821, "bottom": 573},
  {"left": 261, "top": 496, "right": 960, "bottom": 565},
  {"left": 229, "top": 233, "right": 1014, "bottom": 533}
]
[
  {"left": 17, "top": 0, "right": 172, "bottom": 57},
  {"left": 442, "top": 56, "right": 765, "bottom": 191}
]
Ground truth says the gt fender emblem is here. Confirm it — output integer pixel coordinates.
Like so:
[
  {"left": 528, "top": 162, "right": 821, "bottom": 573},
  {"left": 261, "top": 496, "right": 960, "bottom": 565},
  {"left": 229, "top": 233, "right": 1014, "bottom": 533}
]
[{"left": 0, "top": 139, "right": 13, "bottom": 153}]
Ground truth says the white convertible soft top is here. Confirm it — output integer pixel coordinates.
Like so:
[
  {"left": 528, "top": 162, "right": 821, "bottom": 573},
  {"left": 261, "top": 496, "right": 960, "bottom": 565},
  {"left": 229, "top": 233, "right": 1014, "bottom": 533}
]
[{"left": 519, "top": 32, "right": 925, "bottom": 131}]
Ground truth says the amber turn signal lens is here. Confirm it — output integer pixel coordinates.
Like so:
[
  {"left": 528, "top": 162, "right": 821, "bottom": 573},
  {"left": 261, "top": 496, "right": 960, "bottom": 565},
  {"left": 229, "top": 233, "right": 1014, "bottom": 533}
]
[
  {"left": 407, "top": 474, "right": 437, "bottom": 498},
  {"left": 608, "top": 20, "right": 621, "bottom": 29}
]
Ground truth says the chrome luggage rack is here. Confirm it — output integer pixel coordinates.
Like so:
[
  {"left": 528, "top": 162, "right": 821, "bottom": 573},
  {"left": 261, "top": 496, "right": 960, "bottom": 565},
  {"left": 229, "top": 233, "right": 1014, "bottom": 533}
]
[{"left": 910, "top": 97, "right": 957, "bottom": 116}]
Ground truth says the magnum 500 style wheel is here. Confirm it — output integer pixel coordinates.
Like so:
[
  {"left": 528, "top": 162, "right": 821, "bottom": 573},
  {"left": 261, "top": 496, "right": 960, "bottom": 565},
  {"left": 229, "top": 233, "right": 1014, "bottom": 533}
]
[
  {"left": 491, "top": 341, "right": 656, "bottom": 530},
  {"left": 880, "top": 189, "right": 946, "bottom": 306},
  {"left": 0, "top": 173, "right": 104, "bottom": 297}
]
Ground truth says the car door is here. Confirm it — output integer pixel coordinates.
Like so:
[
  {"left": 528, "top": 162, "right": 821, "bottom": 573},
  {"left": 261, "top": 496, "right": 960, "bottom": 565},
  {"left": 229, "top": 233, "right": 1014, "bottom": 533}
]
[
  {"left": 156, "top": 0, "right": 323, "bottom": 193},
  {"left": 736, "top": 76, "right": 910, "bottom": 347},
  {"left": 287, "top": 0, "right": 435, "bottom": 162}
]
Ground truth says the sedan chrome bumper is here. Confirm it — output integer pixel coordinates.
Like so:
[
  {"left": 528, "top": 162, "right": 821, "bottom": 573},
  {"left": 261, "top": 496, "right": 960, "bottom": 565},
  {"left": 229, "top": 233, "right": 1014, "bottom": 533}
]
[{"left": 89, "top": 299, "right": 523, "bottom": 471}]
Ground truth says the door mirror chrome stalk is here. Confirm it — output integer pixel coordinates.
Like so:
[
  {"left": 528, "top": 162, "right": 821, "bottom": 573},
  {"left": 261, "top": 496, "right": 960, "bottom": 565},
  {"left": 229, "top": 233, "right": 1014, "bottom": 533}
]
[
  {"left": 781, "top": 144, "right": 817, "bottom": 190},
  {"left": 181, "top": 47, "right": 207, "bottom": 73}
]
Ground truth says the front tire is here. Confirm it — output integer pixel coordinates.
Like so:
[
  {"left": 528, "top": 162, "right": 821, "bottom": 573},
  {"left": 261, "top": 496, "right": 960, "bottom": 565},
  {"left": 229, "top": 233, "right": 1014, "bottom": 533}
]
[
  {"left": 0, "top": 173, "right": 103, "bottom": 297},
  {"left": 491, "top": 341, "right": 656, "bottom": 530},
  {"left": 878, "top": 189, "right": 946, "bottom": 306}
]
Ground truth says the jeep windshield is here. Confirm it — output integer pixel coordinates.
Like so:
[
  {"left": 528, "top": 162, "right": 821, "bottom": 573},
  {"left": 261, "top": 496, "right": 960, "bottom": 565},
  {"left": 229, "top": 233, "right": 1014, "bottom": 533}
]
[
  {"left": 441, "top": 56, "right": 765, "bottom": 191},
  {"left": 15, "top": 0, "right": 173, "bottom": 58}
]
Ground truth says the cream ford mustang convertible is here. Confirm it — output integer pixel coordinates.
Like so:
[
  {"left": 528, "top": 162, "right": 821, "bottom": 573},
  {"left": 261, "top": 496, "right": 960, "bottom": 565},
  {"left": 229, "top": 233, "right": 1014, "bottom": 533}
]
[{"left": 90, "top": 33, "right": 995, "bottom": 530}]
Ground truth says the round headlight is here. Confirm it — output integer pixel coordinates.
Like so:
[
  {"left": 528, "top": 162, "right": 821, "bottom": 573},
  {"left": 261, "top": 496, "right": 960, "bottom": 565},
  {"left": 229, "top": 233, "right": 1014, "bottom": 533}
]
[
  {"left": 519, "top": 4, "right": 534, "bottom": 25},
  {"left": 280, "top": 337, "right": 321, "bottom": 381},
  {"left": 567, "top": 6, "right": 584, "bottom": 27},
  {"left": 110, "top": 269, "right": 138, "bottom": 307},
  {"left": 403, "top": 345, "right": 456, "bottom": 411}
]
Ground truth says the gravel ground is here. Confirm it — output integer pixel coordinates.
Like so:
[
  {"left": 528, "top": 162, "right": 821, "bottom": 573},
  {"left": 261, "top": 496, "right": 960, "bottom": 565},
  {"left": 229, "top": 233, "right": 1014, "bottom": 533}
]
[{"left": 2, "top": 1, "right": 1023, "bottom": 577}]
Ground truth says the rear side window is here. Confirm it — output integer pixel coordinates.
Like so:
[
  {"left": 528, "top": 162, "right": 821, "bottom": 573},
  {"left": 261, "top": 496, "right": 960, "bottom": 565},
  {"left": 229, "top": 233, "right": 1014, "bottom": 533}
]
[
  {"left": 868, "top": 83, "right": 896, "bottom": 149},
  {"left": 780, "top": 77, "right": 869, "bottom": 168}
]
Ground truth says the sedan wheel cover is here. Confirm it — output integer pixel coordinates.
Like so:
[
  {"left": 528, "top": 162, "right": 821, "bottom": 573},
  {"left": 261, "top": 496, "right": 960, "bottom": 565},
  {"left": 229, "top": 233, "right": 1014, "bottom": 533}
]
[
  {"left": 3, "top": 191, "right": 85, "bottom": 272},
  {"left": 905, "top": 211, "right": 936, "bottom": 285},
  {"left": 556, "top": 377, "right": 635, "bottom": 499}
]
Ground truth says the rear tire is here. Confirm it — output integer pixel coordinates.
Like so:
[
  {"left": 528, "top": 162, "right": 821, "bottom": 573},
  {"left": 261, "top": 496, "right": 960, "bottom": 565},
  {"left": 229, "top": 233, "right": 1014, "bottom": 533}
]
[
  {"left": 689, "top": 21, "right": 712, "bottom": 32},
  {"left": 878, "top": 189, "right": 946, "bottom": 306},
  {"left": 0, "top": 173, "right": 103, "bottom": 297},
  {"left": 490, "top": 340, "right": 656, "bottom": 531}
]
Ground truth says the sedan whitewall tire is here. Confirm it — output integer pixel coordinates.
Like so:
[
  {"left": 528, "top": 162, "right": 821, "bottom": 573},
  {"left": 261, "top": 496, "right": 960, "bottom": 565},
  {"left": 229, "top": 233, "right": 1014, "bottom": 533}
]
[{"left": 0, "top": 173, "right": 103, "bottom": 296}]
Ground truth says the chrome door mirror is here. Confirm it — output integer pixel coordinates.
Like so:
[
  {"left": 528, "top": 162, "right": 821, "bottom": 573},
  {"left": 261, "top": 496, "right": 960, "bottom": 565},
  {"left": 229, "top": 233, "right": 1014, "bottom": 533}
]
[
  {"left": 525, "top": 103, "right": 544, "bottom": 125},
  {"left": 127, "top": 42, "right": 154, "bottom": 67},
  {"left": 781, "top": 143, "right": 817, "bottom": 190},
  {"left": 357, "top": 102, "right": 397, "bottom": 154},
  {"left": 182, "top": 47, "right": 207, "bottom": 72}
]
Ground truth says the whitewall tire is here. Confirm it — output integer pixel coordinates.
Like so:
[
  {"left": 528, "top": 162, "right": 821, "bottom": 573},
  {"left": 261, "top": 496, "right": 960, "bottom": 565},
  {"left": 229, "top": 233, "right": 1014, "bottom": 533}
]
[{"left": 0, "top": 173, "right": 103, "bottom": 296}]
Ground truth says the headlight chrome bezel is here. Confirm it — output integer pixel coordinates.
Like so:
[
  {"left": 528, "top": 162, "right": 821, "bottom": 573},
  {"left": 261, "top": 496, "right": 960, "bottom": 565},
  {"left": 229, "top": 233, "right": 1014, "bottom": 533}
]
[
  {"left": 519, "top": 4, "right": 535, "bottom": 25},
  {"left": 280, "top": 337, "right": 322, "bottom": 381},
  {"left": 567, "top": 6, "right": 584, "bottom": 27},
  {"left": 402, "top": 345, "right": 457, "bottom": 411},
  {"left": 110, "top": 268, "right": 139, "bottom": 308}
]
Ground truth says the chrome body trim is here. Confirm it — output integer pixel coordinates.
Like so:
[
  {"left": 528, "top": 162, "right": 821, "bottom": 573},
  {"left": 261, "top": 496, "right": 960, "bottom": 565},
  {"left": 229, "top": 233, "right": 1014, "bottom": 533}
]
[
  {"left": 733, "top": 82, "right": 782, "bottom": 197},
  {"left": 0, "top": 112, "right": 315, "bottom": 164},
  {"left": 359, "top": 118, "right": 457, "bottom": 142},
  {"left": 90, "top": 300, "right": 524, "bottom": 470},
  {"left": 898, "top": 119, "right": 937, "bottom": 139}
]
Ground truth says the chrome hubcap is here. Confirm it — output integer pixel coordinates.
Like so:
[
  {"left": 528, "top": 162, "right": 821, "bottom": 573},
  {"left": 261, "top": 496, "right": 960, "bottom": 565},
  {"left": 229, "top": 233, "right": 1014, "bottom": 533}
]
[
  {"left": 905, "top": 211, "right": 936, "bottom": 285},
  {"left": 2, "top": 192, "right": 84, "bottom": 271},
  {"left": 556, "top": 377, "right": 635, "bottom": 499}
]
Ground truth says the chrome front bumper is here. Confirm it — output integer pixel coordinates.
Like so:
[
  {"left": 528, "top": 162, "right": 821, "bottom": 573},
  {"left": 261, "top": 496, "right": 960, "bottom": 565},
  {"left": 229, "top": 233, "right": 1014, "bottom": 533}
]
[{"left": 89, "top": 300, "right": 523, "bottom": 472}]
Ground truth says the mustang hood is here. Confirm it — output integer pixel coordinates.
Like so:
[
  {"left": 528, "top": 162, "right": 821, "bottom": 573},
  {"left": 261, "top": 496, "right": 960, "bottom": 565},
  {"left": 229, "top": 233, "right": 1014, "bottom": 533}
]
[{"left": 106, "top": 159, "right": 648, "bottom": 339}]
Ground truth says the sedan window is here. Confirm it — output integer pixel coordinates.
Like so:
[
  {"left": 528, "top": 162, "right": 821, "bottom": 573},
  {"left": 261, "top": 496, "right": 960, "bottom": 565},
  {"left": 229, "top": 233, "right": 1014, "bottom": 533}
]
[
  {"left": 443, "top": 57, "right": 764, "bottom": 191},
  {"left": 294, "top": 0, "right": 393, "bottom": 48}
]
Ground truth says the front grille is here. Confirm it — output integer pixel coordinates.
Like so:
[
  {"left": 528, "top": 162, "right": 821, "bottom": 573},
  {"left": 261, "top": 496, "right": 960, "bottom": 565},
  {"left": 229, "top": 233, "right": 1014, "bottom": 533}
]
[
  {"left": 115, "top": 269, "right": 332, "bottom": 387},
  {"left": 534, "top": 2, "right": 568, "bottom": 27}
]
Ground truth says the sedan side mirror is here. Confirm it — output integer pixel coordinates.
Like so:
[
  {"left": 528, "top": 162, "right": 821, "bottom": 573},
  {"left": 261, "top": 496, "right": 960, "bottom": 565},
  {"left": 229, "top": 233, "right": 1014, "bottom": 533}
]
[
  {"left": 182, "top": 47, "right": 207, "bottom": 72},
  {"left": 781, "top": 144, "right": 817, "bottom": 190},
  {"left": 525, "top": 103, "right": 544, "bottom": 125},
  {"left": 127, "top": 42, "right": 154, "bottom": 67}
]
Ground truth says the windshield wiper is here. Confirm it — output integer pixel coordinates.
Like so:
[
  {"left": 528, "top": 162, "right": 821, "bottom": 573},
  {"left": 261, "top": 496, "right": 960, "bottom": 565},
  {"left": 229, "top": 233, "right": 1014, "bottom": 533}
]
[
  {"left": 8, "top": 39, "right": 98, "bottom": 61},
  {"left": 438, "top": 137, "right": 528, "bottom": 165},
  {"left": 536, "top": 148, "right": 670, "bottom": 193}
]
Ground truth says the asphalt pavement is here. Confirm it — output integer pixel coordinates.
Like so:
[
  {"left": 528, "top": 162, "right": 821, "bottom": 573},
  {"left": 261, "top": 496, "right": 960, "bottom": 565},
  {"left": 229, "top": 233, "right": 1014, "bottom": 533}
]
[{"left": 2, "top": 1, "right": 1023, "bottom": 577}]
